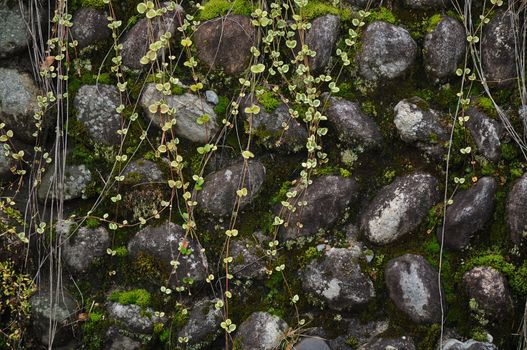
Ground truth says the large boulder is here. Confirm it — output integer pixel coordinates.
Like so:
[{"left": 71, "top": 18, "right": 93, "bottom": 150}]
[
  {"left": 106, "top": 302, "right": 164, "bottom": 334},
  {"left": 360, "top": 172, "right": 440, "bottom": 245},
  {"left": 0, "top": 5, "right": 29, "bottom": 57},
  {"left": 230, "top": 236, "right": 267, "bottom": 279},
  {"left": 301, "top": 247, "right": 375, "bottom": 311},
  {"left": 236, "top": 312, "right": 289, "bottom": 350},
  {"left": 37, "top": 164, "right": 92, "bottom": 201},
  {"left": 193, "top": 15, "right": 255, "bottom": 75},
  {"left": 294, "top": 338, "right": 331, "bottom": 350},
  {"left": 438, "top": 177, "right": 497, "bottom": 250},
  {"left": 358, "top": 21, "right": 417, "bottom": 81},
  {"left": 466, "top": 107, "right": 502, "bottom": 162},
  {"left": 358, "top": 336, "right": 416, "bottom": 350},
  {"left": 305, "top": 14, "right": 340, "bottom": 72},
  {"left": 177, "top": 299, "right": 222, "bottom": 348},
  {"left": 507, "top": 173, "right": 527, "bottom": 244},
  {"left": 71, "top": 8, "right": 111, "bottom": 49},
  {"left": 278, "top": 176, "right": 359, "bottom": 241},
  {"left": 385, "top": 254, "right": 445, "bottom": 324},
  {"left": 440, "top": 338, "right": 498, "bottom": 350},
  {"left": 121, "top": 158, "right": 165, "bottom": 183}
]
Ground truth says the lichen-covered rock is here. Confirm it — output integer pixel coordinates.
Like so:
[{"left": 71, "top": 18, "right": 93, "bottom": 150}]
[
  {"left": 0, "top": 5, "right": 28, "bottom": 57},
  {"left": 507, "top": 173, "right": 527, "bottom": 244},
  {"left": 105, "top": 332, "right": 142, "bottom": 350},
  {"left": 140, "top": 83, "right": 219, "bottom": 143},
  {"left": 121, "top": 159, "right": 165, "bottom": 183},
  {"left": 37, "top": 164, "right": 92, "bottom": 201},
  {"left": 177, "top": 299, "right": 222, "bottom": 348},
  {"left": 358, "top": 336, "right": 416, "bottom": 350},
  {"left": 482, "top": 11, "right": 516, "bottom": 86},
  {"left": 197, "top": 160, "right": 266, "bottom": 216},
  {"left": 385, "top": 254, "right": 445, "bottom": 324},
  {"left": 360, "top": 172, "right": 440, "bottom": 245},
  {"left": 294, "top": 337, "right": 331, "bottom": 350},
  {"left": 358, "top": 21, "right": 417, "bottom": 81},
  {"left": 193, "top": 15, "right": 255, "bottom": 75},
  {"left": 127, "top": 221, "right": 208, "bottom": 288},
  {"left": 438, "top": 177, "right": 497, "bottom": 250},
  {"left": 463, "top": 266, "right": 512, "bottom": 321},
  {"left": 394, "top": 97, "right": 448, "bottom": 157},
  {"left": 402, "top": 0, "right": 446, "bottom": 9},
  {"left": 74, "top": 84, "right": 122, "bottom": 145},
  {"left": 0, "top": 68, "right": 41, "bottom": 142},
  {"left": 106, "top": 302, "right": 163, "bottom": 334},
  {"left": 278, "top": 176, "right": 359, "bottom": 241},
  {"left": 325, "top": 96, "right": 383, "bottom": 149},
  {"left": 440, "top": 338, "right": 498, "bottom": 350},
  {"left": 344, "top": 318, "right": 389, "bottom": 348},
  {"left": 423, "top": 15, "right": 465, "bottom": 81},
  {"left": 305, "top": 15, "right": 340, "bottom": 72},
  {"left": 236, "top": 312, "right": 289, "bottom": 350},
  {"left": 301, "top": 247, "right": 375, "bottom": 311},
  {"left": 60, "top": 223, "right": 111, "bottom": 273},
  {"left": 71, "top": 8, "right": 111, "bottom": 49},
  {"left": 466, "top": 107, "right": 501, "bottom": 162},
  {"left": 230, "top": 237, "right": 267, "bottom": 279}
]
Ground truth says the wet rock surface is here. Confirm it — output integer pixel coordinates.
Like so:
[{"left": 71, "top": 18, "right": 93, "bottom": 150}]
[{"left": 507, "top": 173, "right": 527, "bottom": 244}]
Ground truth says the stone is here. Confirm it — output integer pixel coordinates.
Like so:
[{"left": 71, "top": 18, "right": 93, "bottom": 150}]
[
  {"left": 205, "top": 90, "right": 219, "bottom": 105},
  {"left": 358, "top": 21, "right": 417, "bottom": 81},
  {"left": 466, "top": 107, "right": 502, "bottom": 162},
  {"left": 438, "top": 177, "right": 497, "bottom": 250},
  {"left": 278, "top": 176, "right": 359, "bottom": 241},
  {"left": 140, "top": 83, "right": 220, "bottom": 143},
  {"left": 294, "top": 337, "right": 331, "bottom": 350},
  {"left": 120, "top": 3, "right": 183, "bottom": 69},
  {"left": 463, "top": 266, "right": 512, "bottom": 321},
  {"left": 325, "top": 96, "right": 383, "bottom": 149},
  {"left": 344, "top": 318, "right": 390, "bottom": 348},
  {"left": 301, "top": 247, "right": 375, "bottom": 311},
  {"left": 193, "top": 15, "right": 255, "bottom": 75},
  {"left": 360, "top": 172, "right": 440, "bottom": 245},
  {"left": 197, "top": 160, "right": 266, "bottom": 216},
  {"left": 0, "top": 147, "right": 13, "bottom": 178},
  {"left": 385, "top": 254, "right": 445, "bottom": 324},
  {"left": 394, "top": 97, "right": 449, "bottom": 157},
  {"left": 482, "top": 11, "right": 516, "bottom": 86},
  {"left": 441, "top": 338, "right": 498, "bottom": 350},
  {"left": 345, "top": 0, "right": 380, "bottom": 8},
  {"left": 61, "top": 223, "right": 111, "bottom": 273},
  {"left": 423, "top": 15, "right": 465, "bottom": 81},
  {"left": 71, "top": 8, "right": 111, "bottom": 49},
  {"left": 236, "top": 312, "right": 289, "bottom": 350},
  {"left": 127, "top": 221, "right": 208, "bottom": 288},
  {"left": 0, "top": 5, "right": 28, "bottom": 57},
  {"left": 507, "top": 172, "right": 527, "bottom": 244},
  {"left": 106, "top": 302, "right": 163, "bottom": 334},
  {"left": 358, "top": 336, "right": 416, "bottom": 350},
  {"left": 74, "top": 84, "right": 122, "bottom": 145},
  {"left": 121, "top": 159, "right": 165, "bottom": 183},
  {"left": 177, "top": 299, "right": 222, "bottom": 348},
  {"left": 305, "top": 15, "right": 340, "bottom": 72},
  {"left": 0, "top": 68, "right": 42, "bottom": 142},
  {"left": 105, "top": 333, "right": 141, "bottom": 350},
  {"left": 37, "top": 164, "right": 92, "bottom": 201},
  {"left": 230, "top": 237, "right": 267, "bottom": 279},
  {"left": 402, "top": 0, "right": 447, "bottom": 9}
]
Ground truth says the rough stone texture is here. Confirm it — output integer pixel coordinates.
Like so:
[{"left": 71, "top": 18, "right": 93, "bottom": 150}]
[
  {"left": 193, "top": 15, "right": 255, "bottom": 75},
  {"left": 424, "top": 15, "right": 465, "bottom": 81},
  {"left": 60, "top": 223, "right": 111, "bottom": 273},
  {"left": 121, "top": 4, "right": 183, "bottom": 69},
  {"left": 278, "top": 176, "right": 359, "bottom": 241},
  {"left": 385, "top": 254, "right": 445, "bottom": 324},
  {"left": 358, "top": 21, "right": 417, "bottom": 81},
  {"left": 345, "top": 0, "right": 380, "bottom": 8},
  {"left": 140, "top": 83, "right": 219, "bottom": 143},
  {"left": 75, "top": 84, "right": 122, "bottom": 145},
  {"left": 177, "top": 299, "right": 222, "bottom": 348},
  {"left": 463, "top": 266, "right": 512, "bottom": 321},
  {"left": 127, "top": 221, "right": 208, "bottom": 288},
  {"left": 305, "top": 15, "right": 340, "bottom": 72},
  {"left": 71, "top": 8, "right": 111, "bottom": 49},
  {"left": 466, "top": 107, "right": 502, "bottom": 162},
  {"left": 394, "top": 97, "right": 448, "bottom": 157},
  {"left": 105, "top": 333, "right": 142, "bottom": 350},
  {"left": 441, "top": 338, "right": 498, "bottom": 350},
  {"left": 0, "top": 5, "right": 28, "bottom": 57},
  {"left": 301, "top": 247, "right": 375, "bottom": 311},
  {"left": 106, "top": 302, "right": 163, "bottom": 334},
  {"left": 121, "top": 159, "right": 165, "bottom": 183},
  {"left": 358, "top": 336, "right": 416, "bottom": 350},
  {"left": 236, "top": 312, "right": 289, "bottom": 350},
  {"left": 438, "top": 177, "right": 497, "bottom": 250},
  {"left": 230, "top": 237, "right": 267, "bottom": 279},
  {"left": 37, "top": 164, "right": 92, "bottom": 201},
  {"left": 197, "top": 160, "right": 266, "bottom": 216},
  {"left": 482, "top": 11, "right": 516, "bottom": 86},
  {"left": 507, "top": 172, "right": 527, "bottom": 244},
  {"left": 294, "top": 337, "right": 331, "bottom": 350},
  {"left": 0, "top": 68, "right": 41, "bottom": 142},
  {"left": 360, "top": 172, "right": 440, "bottom": 245},
  {"left": 325, "top": 96, "right": 383, "bottom": 149},
  {"left": 402, "top": 0, "right": 446, "bottom": 9},
  {"left": 343, "top": 318, "right": 389, "bottom": 348},
  {"left": 0, "top": 147, "right": 13, "bottom": 178}
]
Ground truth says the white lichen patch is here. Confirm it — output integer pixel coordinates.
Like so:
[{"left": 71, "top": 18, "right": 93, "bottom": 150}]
[
  {"left": 394, "top": 100, "right": 424, "bottom": 141},
  {"left": 398, "top": 261, "right": 429, "bottom": 318},
  {"left": 367, "top": 188, "right": 408, "bottom": 244}
]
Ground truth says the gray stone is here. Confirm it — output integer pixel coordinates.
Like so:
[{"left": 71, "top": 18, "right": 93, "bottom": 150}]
[
  {"left": 344, "top": 318, "right": 390, "bottom": 348},
  {"left": 358, "top": 21, "right": 417, "bottom": 81},
  {"left": 361, "top": 172, "right": 440, "bottom": 245},
  {"left": 236, "top": 312, "right": 289, "bottom": 350},
  {"left": 325, "top": 96, "right": 383, "bottom": 149},
  {"left": 197, "top": 160, "right": 266, "bottom": 216},
  {"left": 127, "top": 221, "right": 208, "bottom": 288},
  {"left": 463, "top": 266, "right": 512, "bottom": 321},
  {"left": 466, "top": 107, "right": 501, "bottom": 162},
  {"left": 0, "top": 5, "right": 28, "bottom": 57},
  {"left": 177, "top": 299, "right": 222, "bottom": 348},
  {"left": 402, "top": 0, "right": 447, "bottom": 9},
  {"left": 344, "top": 0, "right": 380, "bottom": 8},
  {"left": 438, "top": 177, "right": 497, "bottom": 250},
  {"left": 424, "top": 15, "right": 465, "bottom": 81},
  {"left": 0, "top": 68, "right": 41, "bottom": 142},
  {"left": 0, "top": 147, "right": 13, "bottom": 178},
  {"left": 121, "top": 159, "right": 165, "bottom": 183},
  {"left": 385, "top": 254, "right": 445, "bottom": 324},
  {"left": 294, "top": 337, "right": 331, "bottom": 350},
  {"left": 106, "top": 302, "right": 163, "bottom": 334},
  {"left": 278, "top": 176, "right": 359, "bottom": 241},
  {"left": 37, "top": 164, "right": 92, "bottom": 201},
  {"left": 71, "top": 8, "right": 111, "bottom": 49},
  {"left": 507, "top": 172, "right": 527, "bottom": 244},
  {"left": 482, "top": 11, "right": 516, "bottom": 86},
  {"left": 74, "top": 84, "right": 122, "bottom": 145},
  {"left": 205, "top": 90, "right": 219, "bottom": 105},
  {"left": 231, "top": 237, "right": 267, "bottom": 279},
  {"left": 359, "top": 336, "right": 416, "bottom": 350},
  {"left": 105, "top": 333, "right": 141, "bottom": 350},
  {"left": 301, "top": 247, "right": 375, "bottom": 311},
  {"left": 441, "top": 338, "right": 498, "bottom": 350},
  {"left": 305, "top": 15, "right": 340, "bottom": 72},
  {"left": 140, "top": 83, "right": 220, "bottom": 143},
  {"left": 394, "top": 97, "right": 448, "bottom": 157}
]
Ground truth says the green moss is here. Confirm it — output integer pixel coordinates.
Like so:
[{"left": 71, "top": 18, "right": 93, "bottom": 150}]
[
  {"left": 301, "top": 0, "right": 351, "bottom": 21},
  {"left": 85, "top": 218, "right": 100, "bottom": 229},
  {"left": 171, "top": 84, "right": 185, "bottom": 95},
  {"left": 109, "top": 289, "right": 152, "bottom": 308},
  {"left": 114, "top": 246, "right": 128, "bottom": 257},
  {"left": 82, "top": 311, "right": 110, "bottom": 350},
  {"left": 501, "top": 142, "right": 519, "bottom": 161},
  {"left": 475, "top": 97, "right": 497, "bottom": 117},
  {"left": 197, "top": 0, "right": 253, "bottom": 21},
  {"left": 80, "top": 0, "right": 106, "bottom": 10},
  {"left": 368, "top": 7, "right": 397, "bottom": 25},
  {"left": 426, "top": 14, "right": 443, "bottom": 32},
  {"left": 213, "top": 96, "right": 230, "bottom": 115},
  {"left": 257, "top": 90, "right": 280, "bottom": 113},
  {"left": 271, "top": 181, "right": 293, "bottom": 204}
]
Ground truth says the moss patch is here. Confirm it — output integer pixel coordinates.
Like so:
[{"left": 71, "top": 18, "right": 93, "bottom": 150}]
[
  {"left": 197, "top": 0, "right": 253, "bottom": 21},
  {"left": 109, "top": 288, "right": 152, "bottom": 308}
]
